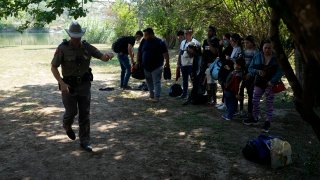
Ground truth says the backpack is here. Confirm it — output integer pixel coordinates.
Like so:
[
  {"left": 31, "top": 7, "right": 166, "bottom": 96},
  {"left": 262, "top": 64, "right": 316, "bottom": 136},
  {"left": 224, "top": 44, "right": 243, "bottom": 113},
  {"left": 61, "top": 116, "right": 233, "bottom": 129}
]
[
  {"left": 169, "top": 84, "right": 183, "bottom": 97},
  {"left": 112, "top": 36, "right": 134, "bottom": 53},
  {"left": 209, "top": 58, "right": 222, "bottom": 80},
  {"left": 242, "top": 134, "right": 274, "bottom": 165}
]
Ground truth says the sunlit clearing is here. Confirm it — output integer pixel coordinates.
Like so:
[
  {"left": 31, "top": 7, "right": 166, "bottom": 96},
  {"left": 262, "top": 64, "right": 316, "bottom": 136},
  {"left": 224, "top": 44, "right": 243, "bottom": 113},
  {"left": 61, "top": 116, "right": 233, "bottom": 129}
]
[
  {"left": 71, "top": 151, "right": 82, "bottom": 156},
  {"left": 97, "top": 122, "right": 119, "bottom": 132},
  {"left": 46, "top": 134, "right": 70, "bottom": 143},
  {"left": 114, "top": 154, "right": 123, "bottom": 160},
  {"left": 146, "top": 108, "right": 168, "bottom": 115},
  {"left": 179, "top": 132, "right": 186, "bottom": 136},
  {"left": 133, "top": 112, "right": 139, "bottom": 116},
  {"left": 196, "top": 141, "right": 206, "bottom": 153},
  {"left": 106, "top": 96, "right": 114, "bottom": 103},
  {"left": 37, "top": 107, "right": 63, "bottom": 115}
]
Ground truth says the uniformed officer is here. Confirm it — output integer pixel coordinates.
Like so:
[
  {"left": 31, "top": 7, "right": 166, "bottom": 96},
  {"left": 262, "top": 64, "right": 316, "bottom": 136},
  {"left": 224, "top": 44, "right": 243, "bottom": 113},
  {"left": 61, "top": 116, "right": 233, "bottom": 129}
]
[{"left": 51, "top": 21, "right": 114, "bottom": 152}]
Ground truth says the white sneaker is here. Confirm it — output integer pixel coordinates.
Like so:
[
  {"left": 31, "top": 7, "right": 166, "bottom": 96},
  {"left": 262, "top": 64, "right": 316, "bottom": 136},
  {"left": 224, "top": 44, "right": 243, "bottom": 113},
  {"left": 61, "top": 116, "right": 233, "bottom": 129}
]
[
  {"left": 215, "top": 103, "right": 223, "bottom": 108},
  {"left": 217, "top": 104, "right": 226, "bottom": 110}
]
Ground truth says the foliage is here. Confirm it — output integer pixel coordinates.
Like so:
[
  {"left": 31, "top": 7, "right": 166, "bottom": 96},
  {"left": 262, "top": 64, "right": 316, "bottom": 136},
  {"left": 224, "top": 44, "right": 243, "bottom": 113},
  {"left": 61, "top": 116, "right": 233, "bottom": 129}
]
[
  {"left": 108, "top": 0, "right": 139, "bottom": 40},
  {"left": 0, "top": 0, "right": 92, "bottom": 31},
  {"left": 80, "top": 18, "right": 113, "bottom": 44}
]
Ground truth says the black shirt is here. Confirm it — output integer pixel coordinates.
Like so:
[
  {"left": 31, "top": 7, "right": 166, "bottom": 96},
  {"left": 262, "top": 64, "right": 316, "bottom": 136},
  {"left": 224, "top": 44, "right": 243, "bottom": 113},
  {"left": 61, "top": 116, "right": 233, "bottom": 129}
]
[
  {"left": 202, "top": 38, "right": 219, "bottom": 66},
  {"left": 140, "top": 37, "right": 168, "bottom": 72},
  {"left": 119, "top": 36, "right": 136, "bottom": 54}
]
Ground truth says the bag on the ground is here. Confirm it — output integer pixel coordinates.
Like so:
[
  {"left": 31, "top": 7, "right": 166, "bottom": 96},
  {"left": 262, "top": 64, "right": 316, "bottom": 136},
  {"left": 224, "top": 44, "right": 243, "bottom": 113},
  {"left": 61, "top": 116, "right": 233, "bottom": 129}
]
[
  {"left": 242, "top": 134, "right": 273, "bottom": 165},
  {"left": 209, "top": 58, "right": 222, "bottom": 80},
  {"left": 270, "top": 138, "right": 292, "bottom": 169},
  {"left": 168, "top": 84, "right": 183, "bottom": 97},
  {"left": 163, "top": 66, "right": 172, "bottom": 80},
  {"left": 131, "top": 63, "right": 145, "bottom": 80}
]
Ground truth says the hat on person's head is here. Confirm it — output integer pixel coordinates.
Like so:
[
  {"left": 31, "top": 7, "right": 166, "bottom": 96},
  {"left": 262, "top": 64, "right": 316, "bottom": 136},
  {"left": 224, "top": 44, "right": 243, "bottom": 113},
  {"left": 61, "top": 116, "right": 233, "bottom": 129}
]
[
  {"left": 230, "top": 33, "right": 241, "bottom": 42},
  {"left": 210, "top": 37, "right": 220, "bottom": 48},
  {"left": 65, "top": 21, "right": 86, "bottom": 38}
]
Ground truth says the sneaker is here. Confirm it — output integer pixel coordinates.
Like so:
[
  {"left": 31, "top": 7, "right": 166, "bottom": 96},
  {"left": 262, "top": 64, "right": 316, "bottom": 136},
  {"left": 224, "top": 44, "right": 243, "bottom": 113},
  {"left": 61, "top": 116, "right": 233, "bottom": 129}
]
[
  {"left": 262, "top": 121, "right": 271, "bottom": 133},
  {"left": 221, "top": 115, "right": 231, "bottom": 121},
  {"left": 80, "top": 143, "right": 93, "bottom": 152},
  {"left": 215, "top": 103, "right": 224, "bottom": 108},
  {"left": 243, "top": 117, "right": 258, "bottom": 126},
  {"left": 217, "top": 104, "right": 226, "bottom": 110}
]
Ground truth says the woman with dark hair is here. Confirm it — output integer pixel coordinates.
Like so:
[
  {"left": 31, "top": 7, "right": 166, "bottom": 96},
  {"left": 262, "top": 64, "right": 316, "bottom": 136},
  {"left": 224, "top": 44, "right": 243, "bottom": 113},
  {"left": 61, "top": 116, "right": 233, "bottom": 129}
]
[{"left": 243, "top": 39, "right": 283, "bottom": 133}]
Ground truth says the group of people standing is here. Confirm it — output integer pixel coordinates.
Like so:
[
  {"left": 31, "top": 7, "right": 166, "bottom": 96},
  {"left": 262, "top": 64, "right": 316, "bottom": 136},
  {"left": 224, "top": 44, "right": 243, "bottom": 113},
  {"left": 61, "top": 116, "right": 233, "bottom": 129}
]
[
  {"left": 175, "top": 25, "right": 283, "bottom": 133},
  {"left": 51, "top": 21, "right": 282, "bottom": 152}
]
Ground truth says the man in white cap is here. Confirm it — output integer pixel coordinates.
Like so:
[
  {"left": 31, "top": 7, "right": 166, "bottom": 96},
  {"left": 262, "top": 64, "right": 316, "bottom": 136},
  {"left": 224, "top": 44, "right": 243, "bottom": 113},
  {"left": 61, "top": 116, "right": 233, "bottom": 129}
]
[{"left": 51, "top": 21, "right": 114, "bottom": 152}]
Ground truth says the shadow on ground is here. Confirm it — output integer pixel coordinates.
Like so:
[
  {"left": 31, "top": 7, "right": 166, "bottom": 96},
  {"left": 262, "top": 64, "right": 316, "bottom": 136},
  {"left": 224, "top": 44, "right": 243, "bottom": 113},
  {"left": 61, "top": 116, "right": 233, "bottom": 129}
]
[{"left": 0, "top": 79, "right": 319, "bottom": 179}]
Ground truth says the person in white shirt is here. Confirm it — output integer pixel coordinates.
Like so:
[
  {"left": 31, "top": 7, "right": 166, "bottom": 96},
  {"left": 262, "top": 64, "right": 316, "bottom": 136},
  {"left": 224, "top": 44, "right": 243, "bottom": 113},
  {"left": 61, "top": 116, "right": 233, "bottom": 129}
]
[{"left": 177, "top": 28, "right": 200, "bottom": 98}]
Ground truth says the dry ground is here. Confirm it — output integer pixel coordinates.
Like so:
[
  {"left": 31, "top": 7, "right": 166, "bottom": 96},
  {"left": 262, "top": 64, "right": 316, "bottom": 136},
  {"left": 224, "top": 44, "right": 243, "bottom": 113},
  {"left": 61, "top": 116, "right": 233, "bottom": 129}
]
[{"left": 0, "top": 45, "right": 319, "bottom": 179}]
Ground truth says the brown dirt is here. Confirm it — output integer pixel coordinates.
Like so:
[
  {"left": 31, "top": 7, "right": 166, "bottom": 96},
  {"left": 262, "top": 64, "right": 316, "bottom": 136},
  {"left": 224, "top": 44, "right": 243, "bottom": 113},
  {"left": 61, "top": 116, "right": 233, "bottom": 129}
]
[{"left": 0, "top": 45, "right": 319, "bottom": 179}]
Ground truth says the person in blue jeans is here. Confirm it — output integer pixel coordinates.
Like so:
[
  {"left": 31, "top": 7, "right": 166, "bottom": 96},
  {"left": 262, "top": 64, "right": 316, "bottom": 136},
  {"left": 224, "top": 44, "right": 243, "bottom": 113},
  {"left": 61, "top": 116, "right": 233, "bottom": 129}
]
[
  {"left": 139, "top": 28, "right": 170, "bottom": 102},
  {"left": 177, "top": 28, "right": 200, "bottom": 98},
  {"left": 117, "top": 31, "right": 143, "bottom": 89},
  {"left": 222, "top": 57, "right": 244, "bottom": 121}
]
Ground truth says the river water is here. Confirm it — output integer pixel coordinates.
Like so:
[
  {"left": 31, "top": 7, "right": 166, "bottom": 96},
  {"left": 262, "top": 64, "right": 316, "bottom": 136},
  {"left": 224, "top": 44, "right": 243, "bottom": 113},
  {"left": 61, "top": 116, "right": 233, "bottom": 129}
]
[{"left": 0, "top": 32, "right": 67, "bottom": 45}]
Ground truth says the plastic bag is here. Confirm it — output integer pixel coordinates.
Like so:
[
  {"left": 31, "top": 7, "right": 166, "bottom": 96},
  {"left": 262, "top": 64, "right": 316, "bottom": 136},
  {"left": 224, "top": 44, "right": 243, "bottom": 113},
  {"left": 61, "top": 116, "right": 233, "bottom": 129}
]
[{"left": 270, "top": 138, "right": 292, "bottom": 169}]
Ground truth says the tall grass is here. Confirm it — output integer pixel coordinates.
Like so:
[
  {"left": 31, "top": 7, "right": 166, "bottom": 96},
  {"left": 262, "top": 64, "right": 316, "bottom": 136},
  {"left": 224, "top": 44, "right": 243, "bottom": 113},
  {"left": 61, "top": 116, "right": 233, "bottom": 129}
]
[{"left": 80, "top": 18, "right": 115, "bottom": 44}]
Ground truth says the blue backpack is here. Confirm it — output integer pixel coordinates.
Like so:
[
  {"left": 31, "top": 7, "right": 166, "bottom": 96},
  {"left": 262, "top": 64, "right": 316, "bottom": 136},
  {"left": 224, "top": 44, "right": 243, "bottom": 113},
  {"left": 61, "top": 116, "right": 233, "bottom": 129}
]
[
  {"left": 209, "top": 58, "right": 222, "bottom": 80},
  {"left": 242, "top": 134, "right": 274, "bottom": 164}
]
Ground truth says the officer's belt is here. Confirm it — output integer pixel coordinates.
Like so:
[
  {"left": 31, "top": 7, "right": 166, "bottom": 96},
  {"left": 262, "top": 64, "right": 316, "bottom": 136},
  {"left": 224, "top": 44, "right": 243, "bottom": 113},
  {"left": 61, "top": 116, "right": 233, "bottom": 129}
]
[{"left": 63, "top": 73, "right": 91, "bottom": 87}]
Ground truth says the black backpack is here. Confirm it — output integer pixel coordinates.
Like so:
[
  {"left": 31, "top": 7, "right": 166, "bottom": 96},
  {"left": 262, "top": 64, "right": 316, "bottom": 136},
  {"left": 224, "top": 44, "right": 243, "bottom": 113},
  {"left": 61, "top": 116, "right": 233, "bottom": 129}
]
[{"left": 169, "top": 84, "right": 183, "bottom": 97}]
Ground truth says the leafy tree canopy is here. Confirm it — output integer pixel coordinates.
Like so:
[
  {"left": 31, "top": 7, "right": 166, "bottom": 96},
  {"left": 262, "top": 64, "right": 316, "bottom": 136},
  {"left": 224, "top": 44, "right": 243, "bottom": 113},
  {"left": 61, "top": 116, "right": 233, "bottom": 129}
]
[{"left": 0, "top": 0, "right": 91, "bottom": 31}]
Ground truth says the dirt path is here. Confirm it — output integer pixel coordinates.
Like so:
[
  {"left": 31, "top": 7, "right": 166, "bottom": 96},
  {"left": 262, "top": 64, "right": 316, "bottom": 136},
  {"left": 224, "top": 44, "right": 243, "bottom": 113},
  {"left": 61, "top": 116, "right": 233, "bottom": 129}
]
[{"left": 0, "top": 45, "right": 319, "bottom": 179}]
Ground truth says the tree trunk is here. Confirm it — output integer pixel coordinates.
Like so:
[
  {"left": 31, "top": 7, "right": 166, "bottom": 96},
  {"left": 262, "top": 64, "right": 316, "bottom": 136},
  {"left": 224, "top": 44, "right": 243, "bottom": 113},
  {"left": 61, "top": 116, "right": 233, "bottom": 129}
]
[
  {"left": 268, "top": 0, "right": 320, "bottom": 140},
  {"left": 294, "top": 47, "right": 304, "bottom": 86}
]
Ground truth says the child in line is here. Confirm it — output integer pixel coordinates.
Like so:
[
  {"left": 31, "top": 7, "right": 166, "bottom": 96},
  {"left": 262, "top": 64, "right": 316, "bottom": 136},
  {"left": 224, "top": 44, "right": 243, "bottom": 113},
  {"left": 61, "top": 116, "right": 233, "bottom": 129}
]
[{"left": 222, "top": 57, "right": 245, "bottom": 121}]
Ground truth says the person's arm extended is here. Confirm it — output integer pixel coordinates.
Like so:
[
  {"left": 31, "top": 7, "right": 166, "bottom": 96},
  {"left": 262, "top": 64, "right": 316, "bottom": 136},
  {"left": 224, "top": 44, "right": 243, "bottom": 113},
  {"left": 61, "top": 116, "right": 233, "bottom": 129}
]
[
  {"left": 100, "top": 52, "right": 114, "bottom": 62},
  {"left": 128, "top": 44, "right": 134, "bottom": 64},
  {"left": 51, "top": 65, "right": 69, "bottom": 93},
  {"left": 163, "top": 52, "right": 170, "bottom": 67}
]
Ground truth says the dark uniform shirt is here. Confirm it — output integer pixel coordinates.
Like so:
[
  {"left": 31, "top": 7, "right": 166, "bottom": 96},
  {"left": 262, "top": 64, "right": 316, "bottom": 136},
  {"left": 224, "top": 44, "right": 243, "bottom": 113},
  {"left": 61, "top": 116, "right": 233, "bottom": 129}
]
[
  {"left": 139, "top": 37, "right": 168, "bottom": 72},
  {"left": 51, "top": 40, "right": 103, "bottom": 77}
]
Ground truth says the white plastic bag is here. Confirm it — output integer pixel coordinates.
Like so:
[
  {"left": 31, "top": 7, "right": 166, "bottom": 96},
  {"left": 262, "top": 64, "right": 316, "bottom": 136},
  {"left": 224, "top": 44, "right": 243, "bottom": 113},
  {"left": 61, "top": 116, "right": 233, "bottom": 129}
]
[{"left": 270, "top": 138, "right": 292, "bottom": 169}]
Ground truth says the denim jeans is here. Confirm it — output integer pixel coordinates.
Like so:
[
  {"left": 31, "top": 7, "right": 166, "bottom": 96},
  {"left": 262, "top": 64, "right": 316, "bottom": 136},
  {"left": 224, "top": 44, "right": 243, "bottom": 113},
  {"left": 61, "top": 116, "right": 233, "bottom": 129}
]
[
  {"left": 223, "top": 90, "right": 238, "bottom": 119},
  {"left": 144, "top": 66, "right": 163, "bottom": 98},
  {"left": 118, "top": 54, "right": 131, "bottom": 87},
  {"left": 181, "top": 65, "right": 193, "bottom": 96}
]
